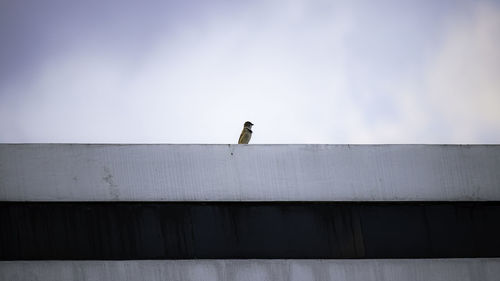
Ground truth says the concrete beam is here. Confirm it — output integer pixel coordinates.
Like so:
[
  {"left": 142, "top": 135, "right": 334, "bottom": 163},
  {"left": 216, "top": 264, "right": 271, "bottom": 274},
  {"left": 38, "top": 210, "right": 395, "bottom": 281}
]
[
  {"left": 1, "top": 144, "right": 499, "bottom": 201},
  {"left": 1, "top": 259, "right": 499, "bottom": 281}
]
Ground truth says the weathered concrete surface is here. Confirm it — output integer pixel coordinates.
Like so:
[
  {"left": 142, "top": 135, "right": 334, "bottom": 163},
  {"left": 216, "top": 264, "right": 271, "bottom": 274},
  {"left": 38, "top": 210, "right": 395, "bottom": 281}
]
[
  {"left": 1, "top": 144, "right": 499, "bottom": 201},
  {"left": 1, "top": 259, "right": 499, "bottom": 281}
]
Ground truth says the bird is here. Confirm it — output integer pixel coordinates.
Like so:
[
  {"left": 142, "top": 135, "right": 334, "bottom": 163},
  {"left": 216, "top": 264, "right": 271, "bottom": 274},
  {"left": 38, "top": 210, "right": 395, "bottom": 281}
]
[{"left": 238, "top": 121, "right": 254, "bottom": 144}]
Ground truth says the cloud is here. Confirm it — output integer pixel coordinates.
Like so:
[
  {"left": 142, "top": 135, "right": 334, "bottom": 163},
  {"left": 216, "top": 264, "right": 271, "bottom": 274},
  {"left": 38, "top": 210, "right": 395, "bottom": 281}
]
[
  {"left": 351, "top": 1, "right": 500, "bottom": 144},
  {"left": 0, "top": 0, "right": 355, "bottom": 143},
  {"left": 425, "top": 2, "right": 500, "bottom": 142},
  {"left": 1, "top": 0, "right": 499, "bottom": 143}
]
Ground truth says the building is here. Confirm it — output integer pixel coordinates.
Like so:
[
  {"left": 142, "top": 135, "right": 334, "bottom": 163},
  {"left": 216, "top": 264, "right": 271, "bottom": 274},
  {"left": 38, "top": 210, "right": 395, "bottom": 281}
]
[{"left": 1, "top": 144, "right": 500, "bottom": 280}]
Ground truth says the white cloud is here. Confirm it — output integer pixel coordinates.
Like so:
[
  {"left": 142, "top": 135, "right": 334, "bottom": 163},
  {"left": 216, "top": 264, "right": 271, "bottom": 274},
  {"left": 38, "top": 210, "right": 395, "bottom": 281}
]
[
  {"left": 1, "top": 0, "right": 499, "bottom": 143},
  {"left": 356, "top": 1, "right": 500, "bottom": 144},
  {"left": 0, "top": 0, "right": 355, "bottom": 143},
  {"left": 425, "top": 2, "right": 500, "bottom": 142}
]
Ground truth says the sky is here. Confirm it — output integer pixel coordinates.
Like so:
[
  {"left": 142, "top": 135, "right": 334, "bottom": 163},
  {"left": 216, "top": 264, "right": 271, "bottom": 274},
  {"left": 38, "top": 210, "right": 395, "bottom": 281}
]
[{"left": 0, "top": 0, "right": 499, "bottom": 144}]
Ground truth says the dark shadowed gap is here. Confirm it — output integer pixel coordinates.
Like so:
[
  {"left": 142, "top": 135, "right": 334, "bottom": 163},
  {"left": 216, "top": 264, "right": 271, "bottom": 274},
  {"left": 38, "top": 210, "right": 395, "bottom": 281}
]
[{"left": 1, "top": 202, "right": 499, "bottom": 260}]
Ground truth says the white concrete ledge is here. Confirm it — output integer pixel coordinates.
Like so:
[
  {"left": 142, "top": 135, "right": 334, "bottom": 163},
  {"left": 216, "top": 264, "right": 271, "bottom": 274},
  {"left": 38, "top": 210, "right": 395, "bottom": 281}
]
[
  {"left": 1, "top": 259, "right": 499, "bottom": 281},
  {"left": 1, "top": 144, "right": 499, "bottom": 201}
]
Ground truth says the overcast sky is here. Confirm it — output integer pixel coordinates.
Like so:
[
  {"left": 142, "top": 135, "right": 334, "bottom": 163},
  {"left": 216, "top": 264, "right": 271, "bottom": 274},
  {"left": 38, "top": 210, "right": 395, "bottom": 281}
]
[{"left": 1, "top": 0, "right": 499, "bottom": 144}]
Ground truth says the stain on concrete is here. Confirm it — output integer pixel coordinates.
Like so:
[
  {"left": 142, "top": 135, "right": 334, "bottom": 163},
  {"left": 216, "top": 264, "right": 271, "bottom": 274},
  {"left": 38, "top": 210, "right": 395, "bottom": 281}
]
[{"left": 102, "top": 166, "right": 119, "bottom": 200}]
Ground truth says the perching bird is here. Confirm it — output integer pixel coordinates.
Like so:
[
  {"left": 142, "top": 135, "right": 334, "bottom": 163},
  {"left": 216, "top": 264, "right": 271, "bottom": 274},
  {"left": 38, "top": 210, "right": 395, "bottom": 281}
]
[{"left": 238, "top": 121, "right": 254, "bottom": 144}]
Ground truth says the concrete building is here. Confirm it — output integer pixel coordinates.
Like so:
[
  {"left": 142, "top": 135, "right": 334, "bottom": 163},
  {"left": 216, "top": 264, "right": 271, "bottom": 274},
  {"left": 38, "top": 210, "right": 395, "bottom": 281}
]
[{"left": 1, "top": 144, "right": 500, "bottom": 280}]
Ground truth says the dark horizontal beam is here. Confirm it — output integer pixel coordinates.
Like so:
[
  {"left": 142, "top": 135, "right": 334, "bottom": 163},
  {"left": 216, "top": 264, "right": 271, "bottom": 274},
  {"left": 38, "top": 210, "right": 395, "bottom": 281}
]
[{"left": 2, "top": 202, "right": 500, "bottom": 260}]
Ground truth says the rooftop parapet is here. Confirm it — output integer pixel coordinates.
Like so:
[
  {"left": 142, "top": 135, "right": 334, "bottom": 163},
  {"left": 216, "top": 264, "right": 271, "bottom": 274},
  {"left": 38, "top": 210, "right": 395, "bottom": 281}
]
[{"left": 1, "top": 144, "right": 499, "bottom": 201}]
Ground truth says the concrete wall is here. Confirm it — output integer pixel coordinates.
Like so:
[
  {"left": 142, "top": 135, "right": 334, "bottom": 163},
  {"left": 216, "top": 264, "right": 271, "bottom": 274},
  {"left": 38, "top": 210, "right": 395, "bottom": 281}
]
[
  {"left": 2, "top": 259, "right": 500, "bottom": 281},
  {"left": 2, "top": 144, "right": 499, "bottom": 281},
  {"left": 2, "top": 144, "right": 499, "bottom": 201}
]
